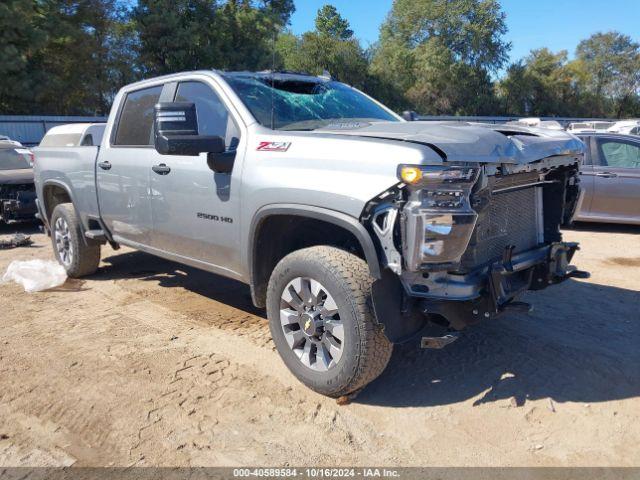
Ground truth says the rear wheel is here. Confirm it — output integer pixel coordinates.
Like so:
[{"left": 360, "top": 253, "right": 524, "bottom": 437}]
[
  {"left": 266, "top": 246, "right": 392, "bottom": 397},
  {"left": 50, "top": 203, "right": 100, "bottom": 278}
]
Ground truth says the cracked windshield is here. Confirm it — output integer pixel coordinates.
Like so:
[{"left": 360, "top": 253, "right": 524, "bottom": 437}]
[{"left": 224, "top": 74, "right": 399, "bottom": 130}]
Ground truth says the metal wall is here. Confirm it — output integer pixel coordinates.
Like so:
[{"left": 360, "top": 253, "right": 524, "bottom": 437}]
[{"left": 0, "top": 115, "right": 107, "bottom": 146}]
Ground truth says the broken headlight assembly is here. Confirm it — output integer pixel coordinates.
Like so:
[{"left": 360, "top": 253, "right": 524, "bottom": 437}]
[{"left": 398, "top": 164, "right": 480, "bottom": 271}]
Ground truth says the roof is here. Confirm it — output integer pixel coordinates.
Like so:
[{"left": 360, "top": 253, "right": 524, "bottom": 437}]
[{"left": 222, "top": 71, "right": 330, "bottom": 83}]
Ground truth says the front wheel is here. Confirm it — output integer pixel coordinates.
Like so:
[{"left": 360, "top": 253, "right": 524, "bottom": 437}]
[
  {"left": 50, "top": 203, "right": 101, "bottom": 278},
  {"left": 266, "top": 246, "right": 392, "bottom": 397}
]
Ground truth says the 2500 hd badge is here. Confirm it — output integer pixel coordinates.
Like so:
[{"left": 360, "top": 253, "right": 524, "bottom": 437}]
[{"left": 197, "top": 212, "right": 233, "bottom": 223}]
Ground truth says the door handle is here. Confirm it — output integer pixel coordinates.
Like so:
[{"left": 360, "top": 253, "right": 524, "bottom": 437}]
[
  {"left": 596, "top": 172, "right": 617, "bottom": 178},
  {"left": 152, "top": 163, "right": 171, "bottom": 175},
  {"left": 98, "top": 161, "right": 112, "bottom": 170}
]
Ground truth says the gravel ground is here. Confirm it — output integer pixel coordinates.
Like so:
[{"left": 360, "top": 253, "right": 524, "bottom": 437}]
[{"left": 0, "top": 221, "right": 638, "bottom": 467}]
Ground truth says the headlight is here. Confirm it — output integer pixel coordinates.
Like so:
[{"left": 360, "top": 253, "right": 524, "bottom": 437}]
[
  {"left": 401, "top": 164, "right": 480, "bottom": 271},
  {"left": 398, "top": 165, "right": 478, "bottom": 186}
]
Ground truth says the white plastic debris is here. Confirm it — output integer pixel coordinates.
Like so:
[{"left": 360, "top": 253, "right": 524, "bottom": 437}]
[{"left": 1, "top": 259, "right": 67, "bottom": 293}]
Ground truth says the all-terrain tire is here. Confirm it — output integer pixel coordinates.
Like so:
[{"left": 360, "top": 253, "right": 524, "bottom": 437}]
[
  {"left": 50, "top": 203, "right": 100, "bottom": 278},
  {"left": 266, "top": 246, "right": 393, "bottom": 397}
]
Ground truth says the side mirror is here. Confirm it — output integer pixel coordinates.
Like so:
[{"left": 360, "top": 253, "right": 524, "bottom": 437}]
[
  {"left": 154, "top": 102, "right": 225, "bottom": 156},
  {"left": 402, "top": 110, "right": 419, "bottom": 122}
]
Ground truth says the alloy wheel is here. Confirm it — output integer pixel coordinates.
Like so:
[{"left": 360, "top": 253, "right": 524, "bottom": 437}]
[
  {"left": 279, "top": 277, "right": 345, "bottom": 372},
  {"left": 54, "top": 217, "right": 73, "bottom": 267}
]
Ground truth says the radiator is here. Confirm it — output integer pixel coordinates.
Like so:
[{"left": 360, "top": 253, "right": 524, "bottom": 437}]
[{"left": 460, "top": 185, "right": 542, "bottom": 270}]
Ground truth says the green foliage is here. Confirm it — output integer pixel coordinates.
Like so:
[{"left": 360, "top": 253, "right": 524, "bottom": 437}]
[
  {"left": 1, "top": 1, "right": 639, "bottom": 118},
  {"left": 133, "top": 0, "right": 295, "bottom": 74},
  {"left": 0, "top": 0, "right": 139, "bottom": 115},
  {"left": 576, "top": 31, "right": 640, "bottom": 117},
  {"left": 0, "top": 0, "right": 45, "bottom": 113},
  {"left": 498, "top": 32, "right": 640, "bottom": 118},
  {"left": 370, "top": 0, "right": 510, "bottom": 114},
  {"left": 276, "top": 5, "right": 369, "bottom": 88},
  {"left": 315, "top": 4, "right": 353, "bottom": 39}
]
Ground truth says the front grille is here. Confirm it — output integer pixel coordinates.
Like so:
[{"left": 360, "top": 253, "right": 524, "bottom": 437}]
[{"left": 460, "top": 186, "right": 541, "bottom": 270}]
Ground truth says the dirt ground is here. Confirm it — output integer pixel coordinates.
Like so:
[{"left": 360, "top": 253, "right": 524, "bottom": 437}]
[{"left": 0, "top": 221, "right": 638, "bottom": 467}]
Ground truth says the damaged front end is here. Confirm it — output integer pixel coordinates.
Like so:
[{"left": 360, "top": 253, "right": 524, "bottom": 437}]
[
  {"left": 364, "top": 156, "right": 587, "bottom": 345},
  {"left": 0, "top": 184, "right": 38, "bottom": 223}
]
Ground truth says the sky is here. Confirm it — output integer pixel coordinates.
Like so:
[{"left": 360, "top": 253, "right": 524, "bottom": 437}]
[{"left": 289, "top": 0, "right": 640, "bottom": 65}]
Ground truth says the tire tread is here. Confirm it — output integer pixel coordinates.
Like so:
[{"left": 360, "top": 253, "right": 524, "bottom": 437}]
[
  {"left": 267, "top": 246, "right": 392, "bottom": 397},
  {"left": 51, "top": 203, "right": 100, "bottom": 278}
]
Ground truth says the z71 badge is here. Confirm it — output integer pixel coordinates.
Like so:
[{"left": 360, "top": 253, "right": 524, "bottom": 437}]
[{"left": 256, "top": 141, "right": 291, "bottom": 152}]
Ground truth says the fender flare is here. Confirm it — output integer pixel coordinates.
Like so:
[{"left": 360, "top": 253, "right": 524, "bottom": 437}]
[
  {"left": 40, "top": 180, "right": 78, "bottom": 229},
  {"left": 248, "top": 204, "right": 382, "bottom": 306}
]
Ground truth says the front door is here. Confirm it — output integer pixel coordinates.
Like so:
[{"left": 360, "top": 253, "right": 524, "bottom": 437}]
[
  {"left": 97, "top": 84, "right": 163, "bottom": 246},
  {"left": 148, "top": 79, "right": 244, "bottom": 276},
  {"left": 590, "top": 136, "right": 640, "bottom": 222}
]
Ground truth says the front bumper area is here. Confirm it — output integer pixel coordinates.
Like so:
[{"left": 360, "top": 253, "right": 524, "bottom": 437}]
[
  {"left": 415, "top": 241, "right": 583, "bottom": 330},
  {"left": 372, "top": 241, "right": 586, "bottom": 343},
  {"left": 0, "top": 190, "right": 38, "bottom": 222}
]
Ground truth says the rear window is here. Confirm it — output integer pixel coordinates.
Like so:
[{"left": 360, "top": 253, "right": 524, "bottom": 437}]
[
  {"left": 0, "top": 147, "right": 30, "bottom": 170},
  {"left": 39, "top": 133, "right": 83, "bottom": 147},
  {"left": 114, "top": 85, "right": 163, "bottom": 146}
]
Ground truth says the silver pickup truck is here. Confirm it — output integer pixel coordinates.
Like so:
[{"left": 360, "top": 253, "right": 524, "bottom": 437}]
[{"left": 33, "top": 71, "right": 586, "bottom": 397}]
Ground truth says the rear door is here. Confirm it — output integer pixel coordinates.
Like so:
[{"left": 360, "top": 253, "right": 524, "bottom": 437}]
[
  {"left": 590, "top": 136, "right": 640, "bottom": 222},
  {"left": 148, "top": 79, "right": 245, "bottom": 275},
  {"left": 97, "top": 84, "right": 163, "bottom": 246}
]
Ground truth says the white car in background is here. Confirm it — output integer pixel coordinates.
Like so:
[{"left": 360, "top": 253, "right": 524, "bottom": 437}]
[
  {"left": 508, "top": 117, "right": 565, "bottom": 131},
  {"left": 606, "top": 120, "right": 640, "bottom": 136},
  {"left": 567, "top": 121, "right": 616, "bottom": 134}
]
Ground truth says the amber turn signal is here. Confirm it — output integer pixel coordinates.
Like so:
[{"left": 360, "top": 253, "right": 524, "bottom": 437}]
[{"left": 399, "top": 166, "right": 423, "bottom": 184}]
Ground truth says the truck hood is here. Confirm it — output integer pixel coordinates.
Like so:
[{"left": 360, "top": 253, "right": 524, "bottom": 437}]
[{"left": 315, "top": 121, "right": 584, "bottom": 164}]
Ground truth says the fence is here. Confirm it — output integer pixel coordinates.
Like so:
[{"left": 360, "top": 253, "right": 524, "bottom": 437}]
[{"left": 0, "top": 115, "right": 107, "bottom": 146}]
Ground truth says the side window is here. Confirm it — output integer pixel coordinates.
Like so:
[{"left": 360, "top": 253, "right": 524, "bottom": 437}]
[
  {"left": 114, "top": 85, "right": 163, "bottom": 146},
  {"left": 630, "top": 127, "right": 640, "bottom": 136},
  {"left": 598, "top": 139, "right": 640, "bottom": 169},
  {"left": 174, "top": 81, "right": 240, "bottom": 149}
]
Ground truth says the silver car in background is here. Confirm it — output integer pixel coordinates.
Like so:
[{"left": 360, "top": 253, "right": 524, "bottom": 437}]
[
  {"left": 574, "top": 133, "right": 640, "bottom": 225},
  {"left": 0, "top": 138, "right": 37, "bottom": 222}
]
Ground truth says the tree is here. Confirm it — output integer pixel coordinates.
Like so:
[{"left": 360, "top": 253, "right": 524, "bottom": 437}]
[
  {"left": 498, "top": 48, "right": 574, "bottom": 116},
  {"left": 133, "top": 0, "right": 221, "bottom": 75},
  {"left": 315, "top": 4, "right": 353, "bottom": 39},
  {"left": 133, "top": 0, "right": 295, "bottom": 74},
  {"left": 370, "top": 0, "right": 510, "bottom": 113},
  {"left": 576, "top": 31, "right": 640, "bottom": 117},
  {"left": 276, "top": 5, "right": 369, "bottom": 88},
  {"left": 0, "top": 0, "right": 45, "bottom": 113},
  {"left": 0, "top": 0, "right": 139, "bottom": 115}
]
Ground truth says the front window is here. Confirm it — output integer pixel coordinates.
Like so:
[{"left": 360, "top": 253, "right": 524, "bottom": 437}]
[
  {"left": 598, "top": 139, "right": 640, "bottom": 169},
  {"left": 223, "top": 74, "right": 398, "bottom": 131}
]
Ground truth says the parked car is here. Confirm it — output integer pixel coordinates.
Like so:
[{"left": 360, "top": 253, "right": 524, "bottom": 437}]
[
  {"left": 574, "top": 132, "right": 640, "bottom": 225},
  {"left": 606, "top": 120, "right": 640, "bottom": 136},
  {"left": 509, "top": 118, "right": 564, "bottom": 130},
  {"left": 0, "top": 138, "right": 38, "bottom": 223},
  {"left": 33, "top": 70, "right": 586, "bottom": 397},
  {"left": 567, "top": 121, "right": 616, "bottom": 134}
]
